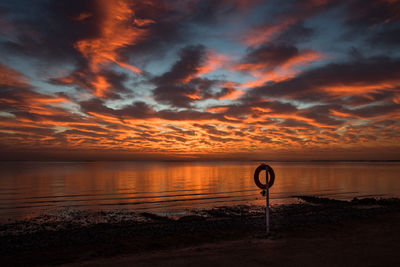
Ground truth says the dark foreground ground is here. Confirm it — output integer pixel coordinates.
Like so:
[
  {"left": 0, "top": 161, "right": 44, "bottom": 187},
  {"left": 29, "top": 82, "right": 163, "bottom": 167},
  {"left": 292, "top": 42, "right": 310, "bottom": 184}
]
[{"left": 1, "top": 197, "right": 400, "bottom": 266}]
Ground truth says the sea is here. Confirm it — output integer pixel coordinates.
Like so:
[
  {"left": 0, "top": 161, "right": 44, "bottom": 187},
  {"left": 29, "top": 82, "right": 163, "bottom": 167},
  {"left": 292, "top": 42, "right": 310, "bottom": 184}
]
[{"left": 0, "top": 161, "right": 399, "bottom": 222}]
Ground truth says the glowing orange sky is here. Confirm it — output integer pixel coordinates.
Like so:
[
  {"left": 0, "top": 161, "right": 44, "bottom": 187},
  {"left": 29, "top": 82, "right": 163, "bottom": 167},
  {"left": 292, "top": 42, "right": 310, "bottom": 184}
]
[{"left": 0, "top": 0, "right": 400, "bottom": 160}]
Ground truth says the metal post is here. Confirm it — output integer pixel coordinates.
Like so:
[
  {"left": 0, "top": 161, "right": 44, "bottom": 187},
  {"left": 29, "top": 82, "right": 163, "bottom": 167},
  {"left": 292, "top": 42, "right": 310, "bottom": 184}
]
[{"left": 265, "top": 165, "right": 270, "bottom": 235}]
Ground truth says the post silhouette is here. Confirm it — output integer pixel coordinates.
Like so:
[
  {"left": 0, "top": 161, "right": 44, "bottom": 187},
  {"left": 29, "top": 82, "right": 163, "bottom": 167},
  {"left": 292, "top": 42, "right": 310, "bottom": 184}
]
[{"left": 265, "top": 165, "right": 270, "bottom": 234}]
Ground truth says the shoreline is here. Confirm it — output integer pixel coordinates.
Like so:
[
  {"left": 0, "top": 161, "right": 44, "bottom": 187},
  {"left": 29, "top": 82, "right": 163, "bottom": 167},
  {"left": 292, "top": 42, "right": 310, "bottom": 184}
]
[{"left": 1, "top": 196, "right": 400, "bottom": 266}]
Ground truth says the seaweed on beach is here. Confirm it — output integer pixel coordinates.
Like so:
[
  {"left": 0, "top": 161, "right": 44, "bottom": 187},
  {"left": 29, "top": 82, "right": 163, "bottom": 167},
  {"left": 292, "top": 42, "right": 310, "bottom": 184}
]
[
  {"left": 296, "top": 195, "right": 400, "bottom": 208},
  {"left": 294, "top": 195, "right": 348, "bottom": 205},
  {"left": 1, "top": 197, "right": 400, "bottom": 266}
]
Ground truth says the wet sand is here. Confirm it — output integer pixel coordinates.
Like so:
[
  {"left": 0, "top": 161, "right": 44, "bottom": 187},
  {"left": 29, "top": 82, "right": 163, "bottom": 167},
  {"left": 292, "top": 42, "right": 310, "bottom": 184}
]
[{"left": 1, "top": 197, "right": 400, "bottom": 266}]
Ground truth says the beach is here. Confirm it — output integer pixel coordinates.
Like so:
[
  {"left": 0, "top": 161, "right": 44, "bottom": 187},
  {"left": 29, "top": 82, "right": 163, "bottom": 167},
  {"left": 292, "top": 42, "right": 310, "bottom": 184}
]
[
  {"left": 78, "top": 211, "right": 400, "bottom": 267},
  {"left": 1, "top": 197, "right": 399, "bottom": 266}
]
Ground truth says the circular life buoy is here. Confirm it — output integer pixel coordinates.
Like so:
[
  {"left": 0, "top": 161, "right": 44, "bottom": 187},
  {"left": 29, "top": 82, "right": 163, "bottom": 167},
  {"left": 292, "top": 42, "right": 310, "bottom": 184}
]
[{"left": 254, "top": 164, "right": 275, "bottom": 189}]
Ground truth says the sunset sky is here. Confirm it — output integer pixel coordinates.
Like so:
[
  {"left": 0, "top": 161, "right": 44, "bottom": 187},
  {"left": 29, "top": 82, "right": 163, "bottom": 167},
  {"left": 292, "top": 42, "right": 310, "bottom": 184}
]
[{"left": 0, "top": 0, "right": 400, "bottom": 161}]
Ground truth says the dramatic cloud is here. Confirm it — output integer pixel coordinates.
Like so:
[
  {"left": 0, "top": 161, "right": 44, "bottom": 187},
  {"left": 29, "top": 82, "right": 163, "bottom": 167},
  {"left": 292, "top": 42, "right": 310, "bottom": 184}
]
[
  {"left": 235, "top": 44, "right": 322, "bottom": 88},
  {"left": 249, "top": 56, "right": 400, "bottom": 103},
  {"left": 236, "top": 44, "right": 321, "bottom": 74},
  {"left": 152, "top": 44, "right": 228, "bottom": 107},
  {"left": 0, "top": 64, "right": 31, "bottom": 89},
  {"left": 0, "top": 0, "right": 399, "bottom": 160}
]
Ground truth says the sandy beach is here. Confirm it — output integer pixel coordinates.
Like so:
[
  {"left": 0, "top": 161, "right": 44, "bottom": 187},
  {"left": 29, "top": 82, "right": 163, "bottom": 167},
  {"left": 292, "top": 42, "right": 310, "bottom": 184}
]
[
  {"left": 75, "top": 211, "right": 400, "bottom": 267},
  {"left": 1, "top": 196, "right": 399, "bottom": 266}
]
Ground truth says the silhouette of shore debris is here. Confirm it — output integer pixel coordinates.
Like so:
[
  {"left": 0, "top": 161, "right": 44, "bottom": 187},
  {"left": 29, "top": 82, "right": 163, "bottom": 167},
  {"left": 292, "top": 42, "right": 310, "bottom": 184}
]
[{"left": 1, "top": 197, "right": 399, "bottom": 266}]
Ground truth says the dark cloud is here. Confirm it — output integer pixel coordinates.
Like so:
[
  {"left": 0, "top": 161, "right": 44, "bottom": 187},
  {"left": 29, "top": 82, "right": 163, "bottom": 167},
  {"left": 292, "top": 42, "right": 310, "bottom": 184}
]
[
  {"left": 50, "top": 68, "right": 132, "bottom": 100},
  {"left": 241, "top": 44, "right": 300, "bottom": 71},
  {"left": 213, "top": 100, "right": 345, "bottom": 128},
  {"left": 0, "top": 86, "right": 70, "bottom": 114},
  {"left": 343, "top": 91, "right": 397, "bottom": 106},
  {"left": 274, "top": 21, "right": 314, "bottom": 43},
  {"left": 0, "top": 121, "right": 57, "bottom": 137},
  {"left": 80, "top": 99, "right": 153, "bottom": 120},
  {"left": 248, "top": 56, "right": 400, "bottom": 102},
  {"left": 0, "top": 63, "right": 31, "bottom": 90},
  {"left": 368, "top": 27, "right": 400, "bottom": 47},
  {"left": 151, "top": 44, "right": 208, "bottom": 108},
  {"left": 210, "top": 100, "right": 298, "bottom": 120},
  {"left": 79, "top": 98, "right": 231, "bottom": 122},
  {"left": 0, "top": 0, "right": 179, "bottom": 65},
  {"left": 182, "top": 0, "right": 263, "bottom": 24},
  {"left": 208, "top": 135, "right": 239, "bottom": 143},
  {"left": 153, "top": 44, "right": 207, "bottom": 85},
  {"left": 345, "top": 0, "right": 400, "bottom": 27},
  {"left": 214, "top": 86, "right": 237, "bottom": 99},
  {"left": 152, "top": 84, "right": 195, "bottom": 108},
  {"left": 342, "top": 0, "right": 400, "bottom": 50},
  {"left": 165, "top": 125, "right": 196, "bottom": 136},
  {"left": 152, "top": 45, "right": 232, "bottom": 107},
  {"left": 158, "top": 109, "right": 230, "bottom": 122},
  {"left": 0, "top": 0, "right": 99, "bottom": 64},
  {"left": 193, "top": 124, "right": 230, "bottom": 136},
  {"left": 114, "top": 0, "right": 264, "bottom": 63},
  {"left": 99, "top": 69, "right": 131, "bottom": 95},
  {"left": 299, "top": 105, "right": 345, "bottom": 126},
  {"left": 242, "top": 0, "right": 340, "bottom": 47},
  {"left": 117, "top": 1, "right": 188, "bottom": 62},
  {"left": 341, "top": 103, "right": 400, "bottom": 119},
  {"left": 278, "top": 119, "right": 312, "bottom": 128}
]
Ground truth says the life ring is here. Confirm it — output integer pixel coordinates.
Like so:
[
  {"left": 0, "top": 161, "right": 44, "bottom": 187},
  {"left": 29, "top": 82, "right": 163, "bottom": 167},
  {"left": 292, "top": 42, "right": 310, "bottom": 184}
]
[{"left": 254, "top": 164, "right": 275, "bottom": 189}]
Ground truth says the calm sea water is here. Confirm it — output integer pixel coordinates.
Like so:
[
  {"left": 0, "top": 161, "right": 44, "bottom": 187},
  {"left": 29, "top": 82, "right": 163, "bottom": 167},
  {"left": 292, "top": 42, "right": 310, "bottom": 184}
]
[{"left": 0, "top": 161, "right": 399, "bottom": 221}]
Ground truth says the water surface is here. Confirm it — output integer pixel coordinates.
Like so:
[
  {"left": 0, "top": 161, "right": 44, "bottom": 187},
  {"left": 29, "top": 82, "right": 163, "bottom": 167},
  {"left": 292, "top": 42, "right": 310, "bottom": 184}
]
[{"left": 1, "top": 161, "right": 399, "bottom": 221}]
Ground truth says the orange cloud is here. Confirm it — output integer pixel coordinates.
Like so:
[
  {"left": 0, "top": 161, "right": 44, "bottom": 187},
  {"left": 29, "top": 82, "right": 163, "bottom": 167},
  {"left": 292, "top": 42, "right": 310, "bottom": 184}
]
[
  {"left": 329, "top": 109, "right": 362, "bottom": 119},
  {"left": 74, "top": 0, "right": 147, "bottom": 74},
  {"left": 322, "top": 81, "right": 399, "bottom": 98},
  {"left": 206, "top": 106, "right": 229, "bottom": 113},
  {"left": 215, "top": 81, "right": 245, "bottom": 100},
  {"left": 218, "top": 89, "right": 244, "bottom": 100},
  {"left": 184, "top": 91, "right": 203, "bottom": 100},
  {"left": 55, "top": 0, "right": 153, "bottom": 98},
  {"left": 0, "top": 91, "right": 69, "bottom": 108},
  {"left": 91, "top": 75, "right": 111, "bottom": 98},
  {"left": 236, "top": 49, "right": 323, "bottom": 88},
  {"left": 281, "top": 50, "right": 322, "bottom": 70},
  {"left": 2, "top": 0, "right": 400, "bottom": 160},
  {"left": 181, "top": 50, "right": 228, "bottom": 83},
  {"left": 134, "top": 17, "right": 156, "bottom": 27},
  {"left": 0, "top": 64, "right": 31, "bottom": 89},
  {"left": 243, "top": 17, "right": 298, "bottom": 46}
]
